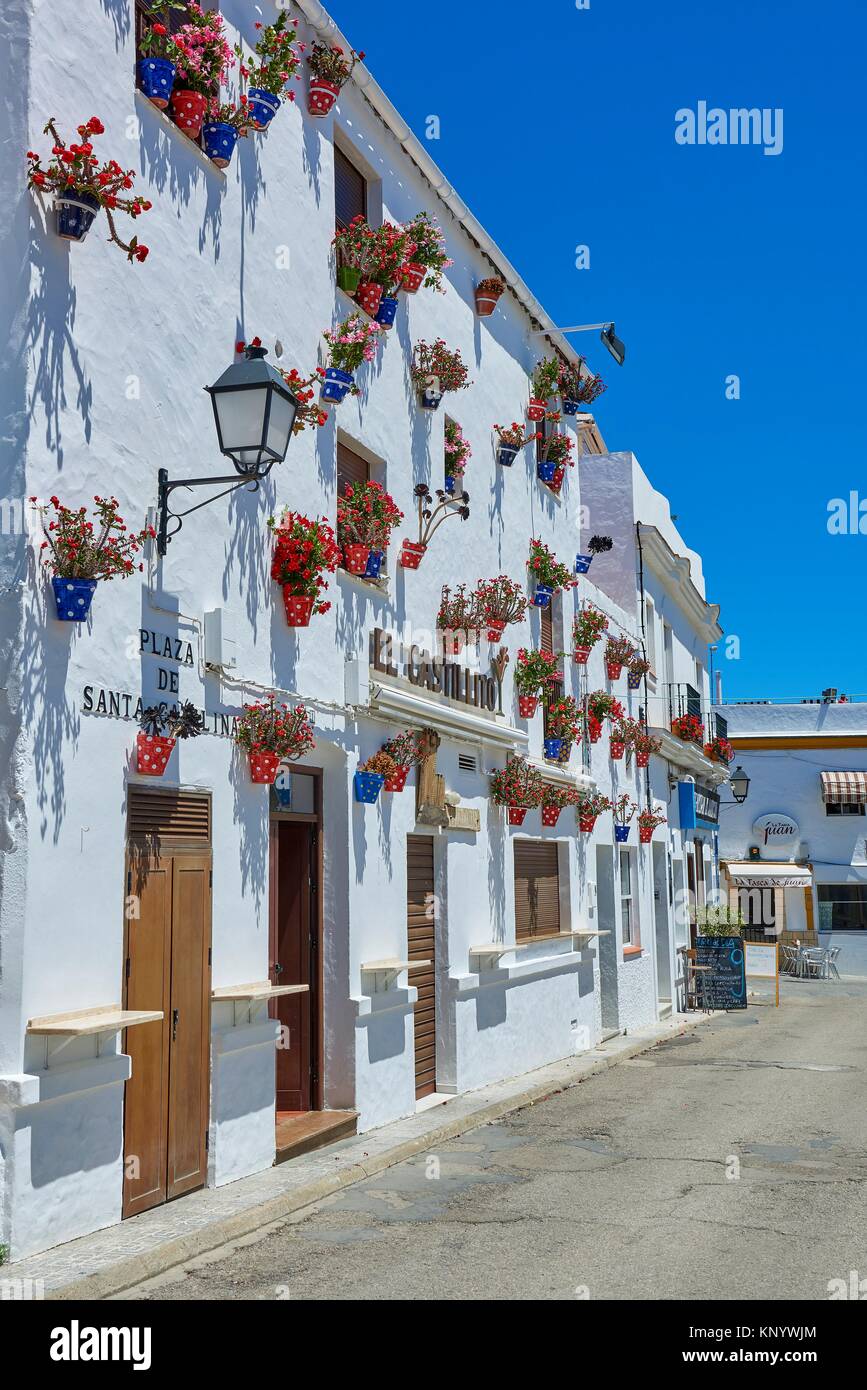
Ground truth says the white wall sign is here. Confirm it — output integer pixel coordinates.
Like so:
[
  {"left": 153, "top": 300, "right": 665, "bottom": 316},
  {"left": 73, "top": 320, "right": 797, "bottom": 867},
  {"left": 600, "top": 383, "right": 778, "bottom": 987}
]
[{"left": 752, "top": 812, "right": 800, "bottom": 861}]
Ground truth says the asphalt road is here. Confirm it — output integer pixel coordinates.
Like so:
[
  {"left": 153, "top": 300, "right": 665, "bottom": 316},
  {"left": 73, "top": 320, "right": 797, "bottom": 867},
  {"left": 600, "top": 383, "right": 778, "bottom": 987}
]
[{"left": 129, "top": 979, "right": 867, "bottom": 1301}]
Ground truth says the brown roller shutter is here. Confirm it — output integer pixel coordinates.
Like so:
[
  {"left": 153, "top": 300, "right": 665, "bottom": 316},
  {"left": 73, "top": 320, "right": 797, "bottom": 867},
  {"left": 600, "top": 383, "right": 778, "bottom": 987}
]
[
  {"left": 407, "top": 835, "right": 436, "bottom": 1099},
  {"left": 128, "top": 788, "right": 211, "bottom": 846},
  {"left": 335, "top": 145, "right": 367, "bottom": 231},
  {"left": 336, "top": 442, "right": 369, "bottom": 497},
  {"left": 540, "top": 601, "right": 564, "bottom": 725},
  {"left": 514, "top": 841, "right": 560, "bottom": 941}
]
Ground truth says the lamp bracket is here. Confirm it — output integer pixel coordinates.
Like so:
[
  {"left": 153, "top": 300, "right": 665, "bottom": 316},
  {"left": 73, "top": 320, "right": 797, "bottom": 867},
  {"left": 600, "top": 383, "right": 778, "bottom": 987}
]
[{"left": 156, "top": 466, "right": 272, "bottom": 556}]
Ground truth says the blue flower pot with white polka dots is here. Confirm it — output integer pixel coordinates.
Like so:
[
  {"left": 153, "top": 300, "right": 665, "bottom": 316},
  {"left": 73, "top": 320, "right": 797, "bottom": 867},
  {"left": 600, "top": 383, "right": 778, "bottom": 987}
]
[
  {"left": 375, "top": 296, "right": 399, "bottom": 328},
  {"left": 52, "top": 577, "right": 97, "bottom": 622},
  {"left": 54, "top": 192, "right": 100, "bottom": 243},
  {"left": 497, "top": 444, "right": 519, "bottom": 467},
  {"left": 537, "top": 460, "right": 557, "bottom": 483},
  {"left": 544, "top": 737, "right": 564, "bottom": 760},
  {"left": 321, "top": 367, "right": 354, "bottom": 403},
  {"left": 444, "top": 475, "right": 456, "bottom": 495},
  {"left": 201, "top": 121, "right": 238, "bottom": 169},
  {"left": 354, "top": 771, "right": 385, "bottom": 804},
  {"left": 574, "top": 553, "right": 593, "bottom": 574},
  {"left": 533, "top": 584, "right": 553, "bottom": 608},
  {"left": 615, "top": 824, "right": 631, "bottom": 843},
  {"left": 561, "top": 398, "right": 580, "bottom": 416},
  {"left": 419, "top": 388, "right": 443, "bottom": 410},
  {"left": 364, "top": 549, "right": 384, "bottom": 579},
  {"left": 248, "top": 88, "right": 281, "bottom": 130},
  {"left": 137, "top": 57, "right": 176, "bottom": 110}
]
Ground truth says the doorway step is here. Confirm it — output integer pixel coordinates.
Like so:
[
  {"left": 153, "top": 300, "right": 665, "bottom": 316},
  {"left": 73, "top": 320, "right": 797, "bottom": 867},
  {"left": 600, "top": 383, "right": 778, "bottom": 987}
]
[{"left": 275, "top": 1110, "right": 358, "bottom": 1164}]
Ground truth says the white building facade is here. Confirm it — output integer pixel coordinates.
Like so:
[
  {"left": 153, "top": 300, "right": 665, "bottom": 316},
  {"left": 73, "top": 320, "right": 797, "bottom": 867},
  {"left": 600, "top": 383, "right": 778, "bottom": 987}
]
[
  {"left": 0, "top": 0, "right": 726, "bottom": 1260},
  {"left": 714, "top": 699, "right": 867, "bottom": 977}
]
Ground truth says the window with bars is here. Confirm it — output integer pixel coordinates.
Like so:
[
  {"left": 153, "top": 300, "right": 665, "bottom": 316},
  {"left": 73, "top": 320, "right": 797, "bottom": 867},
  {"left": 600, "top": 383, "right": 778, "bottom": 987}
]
[
  {"left": 135, "top": 1, "right": 216, "bottom": 58},
  {"left": 826, "top": 802, "right": 866, "bottom": 817},
  {"left": 335, "top": 145, "right": 367, "bottom": 231}
]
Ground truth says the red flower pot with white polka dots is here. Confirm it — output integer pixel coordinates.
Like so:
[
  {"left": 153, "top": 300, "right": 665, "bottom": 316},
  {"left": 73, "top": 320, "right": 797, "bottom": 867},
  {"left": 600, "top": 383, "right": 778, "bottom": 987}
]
[
  {"left": 170, "top": 89, "right": 208, "bottom": 139},
  {"left": 541, "top": 805, "right": 561, "bottom": 827},
  {"left": 136, "top": 733, "right": 175, "bottom": 777},
  {"left": 249, "top": 751, "right": 281, "bottom": 785},
  {"left": 518, "top": 694, "right": 539, "bottom": 719},
  {"left": 308, "top": 78, "right": 340, "bottom": 117},
  {"left": 282, "top": 590, "right": 315, "bottom": 627},
  {"left": 356, "top": 281, "right": 384, "bottom": 318}
]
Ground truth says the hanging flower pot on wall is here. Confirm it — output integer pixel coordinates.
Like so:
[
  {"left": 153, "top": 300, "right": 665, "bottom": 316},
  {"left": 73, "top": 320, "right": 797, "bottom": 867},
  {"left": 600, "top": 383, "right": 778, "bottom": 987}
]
[
  {"left": 343, "top": 543, "right": 370, "bottom": 575},
  {"left": 375, "top": 296, "right": 399, "bottom": 328},
  {"left": 533, "top": 585, "right": 553, "bottom": 608},
  {"left": 54, "top": 192, "right": 101, "bottom": 243},
  {"left": 579, "top": 813, "right": 597, "bottom": 833},
  {"left": 282, "top": 591, "right": 315, "bottom": 627},
  {"left": 544, "top": 737, "right": 564, "bottom": 760},
  {"left": 136, "top": 732, "right": 175, "bottom": 777},
  {"left": 401, "top": 262, "right": 425, "bottom": 293},
  {"left": 475, "top": 280, "right": 505, "bottom": 316},
  {"left": 610, "top": 738, "right": 625, "bottom": 760},
  {"left": 308, "top": 78, "right": 340, "bottom": 117},
  {"left": 321, "top": 367, "right": 354, "bottom": 403},
  {"left": 606, "top": 660, "right": 624, "bottom": 681},
  {"left": 354, "top": 770, "right": 385, "bottom": 804},
  {"left": 337, "top": 265, "right": 361, "bottom": 295},
  {"left": 639, "top": 825, "right": 653, "bottom": 843},
  {"left": 508, "top": 806, "right": 529, "bottom": 826},
  {"left": 537, "top": 460, "right": 557, "bottom": 484},
  {"left": 573, "top": 645, "right": 590, "bottom": 665},
  {"left": 356, "top": 281, "right": 384, "bottom": 318},
  {"left": 419, "top": 385, "right": 443, "bottom": 410},
  {"left": 627, "top": 670, "right": 642, "bottom": 689},
  {"left": 137, "top": 57, "right": 176, "bottom": 109},
  {"left": 250, "top": 750, "right": 281, "bottom": 784},
  {"left": 561, "top": 398, "right": 580, "bottom": 416},
  {"left": 201, "top": 121, "right": 238, "bottom": 168},
  {"left": 170, "top": 89, "right": 208, "bottom": 138},
  {"left": 527, "top": 397, "right": 546, "bottom": 422},
  {"left": 541, "top": 805, "right": 561, "bottom": 827},
  {"left": 615, "top": 824, "right": 631, "bottom": 843},
  {"left": 485, "top": 618, "right": 506, "bottom": 642},
  {"left": 636, "top": 749, "right": 650, "bottom": 768},
  {"left": 518, "top": 694, "right": 539, "bottom": 718},
  {"left": 399, "top": 539, "right": 427, "bottom": 569},
  {"left": 497, "top": 444, "right": 518, "bottom": 467},
  {"left": 384, "top": 764, "right": 409, "bottom": 792},
  {"left": 247, "top": 88, "right": 281, "bottom": 130},
  {"left": 51, "top": 576, "right": 97, "bottom": 621},
  {"left": 574, "top": 553, "right": 592, "bottom": 574},
  {"left": 364, "top": 549, "right": 384, "bottom": 579}
]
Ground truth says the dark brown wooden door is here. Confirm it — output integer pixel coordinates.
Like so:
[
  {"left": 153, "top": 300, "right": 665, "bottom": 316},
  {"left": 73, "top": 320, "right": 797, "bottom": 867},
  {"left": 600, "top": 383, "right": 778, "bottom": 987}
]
[
  {"left": 123, "top": 851, "right": 211, "bottom": 1217},
  {"left": 269, "top": 822, "right": 314, "bottom": 1112},
  {"left": 407, "top": 835, "right": 436, "bottom": 1099},
  {"left": 514, "top": 841, "right": 560, "bottom": 941}
]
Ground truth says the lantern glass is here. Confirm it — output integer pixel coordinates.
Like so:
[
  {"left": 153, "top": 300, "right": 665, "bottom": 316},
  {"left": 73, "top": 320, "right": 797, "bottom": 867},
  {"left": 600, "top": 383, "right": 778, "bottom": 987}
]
[
  {"left": 730, "top": 766, "right": 750, "bottom": 803},
  {"left": 206, "top": 348, "right": 298, "bottom": 476},
  {"left": 212, "top": 385, "right": 269, "bottom": 471}
]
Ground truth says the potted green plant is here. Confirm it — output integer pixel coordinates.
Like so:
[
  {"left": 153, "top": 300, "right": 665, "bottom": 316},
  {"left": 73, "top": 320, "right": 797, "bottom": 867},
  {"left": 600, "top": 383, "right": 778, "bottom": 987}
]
[
  {"left": 671, "top": 713, "right": 705, "bottom": 745},
  {"left": 268, "top": 510, "right": 341, "bottom": 626},
  {"left": 572, "top": 605, "right": 607, "bottom": 663},
  {"left": 381, "top": 730, "right": 425, "bottom": 792},
  {"left": 332, "top": 214, "right": 376, "bottom": 296},
  {"left": 475, "top": 575, "right": 527, "bottom": 642},
  {"left": 32, "top": 494, "right": 155, "bottom": 621},
  {"left": 444, "top": 418, "right": 472, "bottom": 493},
  {"left": 136, "top": 700, "right": 204, "bottom": 777},
  {"left": 236, "top": 11, "right": 301, "bottom": 130},
  {"left": 490, "top": 755, "right": 544, "bottom": 826},
  {"left": 527, "top": 538, "right": 576, "bottom": 607},
  {"left": 436, "top": 584, "right": 480, "bottom": 653},
  {"left": 319, "top": 312, "right": 383, "bottom": 404},
  {"left": 137, "top": 3, "right": 188, "bottom": 109},
  {"left": 355, "top": 751, "right": 397, "bottom": 804},
  {"left": 514, "top": 647, "right": 561, "bottom": 719},
  {"left": 27, "top": 118, "right": 152, "bottom": 259},
  {"left": 541, "top": 783, "right": 580, "bottom": 827},
  {"left": 704, "top": 735, "right": 735, "bottom": 764},
  {"left": 494, "top": 421, "right": 532, "bottom": 468},
  {"left": 235, "top": 696, "right": 315, "bottom": 785},
  {"left": 400, "top": 210, "right": 452, "bottom": 293},
  {"left": 627, "top": 654, "right": 651, "bottom": 689},
  {"left": 605, "top": 634, "right": 636, "bottom": 681},
  {"left": 558, "top": 360, "right": 608, "bottom": 415},
  {"left": 613, "top": 794, "right": 637, "bottom": 843},
  {"left": 576, "top": 789, "right": 613, "bottom": 834},
  {"left": 475, "top": 275, "right": 506, "bottom": 316},
  {"left": 167, "top": 5, "right": 234, "bottom": 138},
  {"left": 412, "top": 339, "right": 471, "bottom": 409},
  {"left": 694, "top": 905, "right": 745, "bottom": 936},
  {"left": 528, "top": 357, "right": 559, "bottom": 420},
  {"left": 306, "top": 40, "right": 365, "bottom": 117},
  {"left": 399, "top": 483, "right": 470, "bottom": 571},
  {"left": 634, "top": 730, "right": 663, "bottom": 768},
  {"left": 638, "top": 807, "right": 667, "bottom": 843},
  {"left": 337, "top": 480, "right": 403, "bottom": 578},
  {"left": 544, "top": 695, "right": 582, "bottom": 761},
  {"left": 575, "top": 533, "right": 613, "bottom": 575}
]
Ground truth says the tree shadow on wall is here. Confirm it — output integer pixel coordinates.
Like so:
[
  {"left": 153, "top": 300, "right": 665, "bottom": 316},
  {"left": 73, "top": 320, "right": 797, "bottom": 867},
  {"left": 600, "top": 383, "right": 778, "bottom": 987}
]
[
  {"left": 231, "top": 742, "right": 268, "bottom": 916},
  {"left": 98, "top": 0, "right": 132, "bottom": 47},
  {"left": 25, "top": 207, "right": 93, "bottom": 470},
  {"left": 301, "top": 113, "right": 324, "bottom": 207},
  {"left": 222, "top": 472, "right": 276, "bottom": 642},
  {"left": 20, "top": 554, "right": 80, "bottom": 845},
  {"left": 485, "top": 798, "right": 507, "bottom": 946}
]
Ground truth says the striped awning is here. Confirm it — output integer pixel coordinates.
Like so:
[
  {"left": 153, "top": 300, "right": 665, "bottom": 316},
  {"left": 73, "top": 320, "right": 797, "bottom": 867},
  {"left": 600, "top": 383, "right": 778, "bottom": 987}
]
[{"left": 820, "top": 771, "right": 867, "bottom": 805}]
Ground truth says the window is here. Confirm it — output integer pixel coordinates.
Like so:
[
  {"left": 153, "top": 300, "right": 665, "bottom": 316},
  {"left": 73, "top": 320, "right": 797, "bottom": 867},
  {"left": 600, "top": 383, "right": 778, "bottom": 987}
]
[
  {"left": 620, "top": 849, "right": 638, "bottom": 949},
  {"left": 663, "top": 623, "right": 674, "bottom": 686},
  {"left": 335, "top": 145, "right": 367, "bottom": 231},
  {"left": 737, "top": 887, "right": 777, "bottom": 942},
  {"left": 826, "top": 802, "right": 866, "bottom": 817},
  {"left": 817, "top": 884, "right": 867, "bottom": 931},
  {"left": 336, "top": 441, "right": 369, "bottom": 496},
  {"left": 514, "top": 841, "right": 560, "bottom": 941},
  {"left": 135, "top": 1, "right": 214, "bottom": 58},
  {"left": 541, "top": 599, "right": 565, "bottom": 735},
  {"left": 644, "top": 596, "right": 657, "bottom": 675}
]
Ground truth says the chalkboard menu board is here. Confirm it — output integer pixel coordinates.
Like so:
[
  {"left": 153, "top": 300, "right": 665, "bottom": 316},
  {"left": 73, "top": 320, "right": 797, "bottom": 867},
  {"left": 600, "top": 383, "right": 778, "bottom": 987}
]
[{"left": 695, "top": 935, "right": 747, "bottom": 1010}]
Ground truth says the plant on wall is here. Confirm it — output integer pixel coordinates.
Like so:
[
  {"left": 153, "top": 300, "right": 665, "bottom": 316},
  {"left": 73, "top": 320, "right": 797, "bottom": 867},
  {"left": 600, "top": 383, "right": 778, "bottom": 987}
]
[
  {"left": 275, "top": 363, "right": 330, "bottom": 434},
  {"left": 235, "top": 10, "right": 301, "bottom": 131},
  {"left": 268, "top": 510, "right": 341, "bottom": 627},
  {"left": 610, "top": 715, "right": 643, "bottom": 760},
  {"left": 318, "top": 312, "right": 383, "bottom": 404},
  {"left": 136, "top": 700, "right": 204, "bottom": 778},
  {"left": 354, "top": 750, "right": 398, "bottom": 804},
  {"left": 671, "top": 712, "right": 705, "bottom": 745},
  {"left": 166, "top": 4, "right": 234, "bottom": 139},
  {"left": 536, "top": 422, "right": 575, "bottom": 487},
  {"left": 400, "top": 210, "right": 453, "bottom": 293},
  {"left": 527, "top": 538, "right": 577, "bottom": 606},
  {"left": 28, "top": 118, "right": 152, "bottom": 258},
  {"left": 475, "top": 275, "right": 506, "bottom": 316},
  {"left": 490, "top": 754, "right": 544, "bottom": 825},
  {"left": 235, "top": 695, "right": 315, "bottom": 785},
  {"left": 633, "top": 730, "right": 662, "bottom": 767},
  {"left": 575, "top": 789, "right": 613, "bottom": 833},
  {"left": 475, "top": 576, "right": 527, "bottom": 642},
  {"left": 514, "top": 647, "right": 562, "bottom": 718},
  {"left": 307, "top": 39, "right": 365, "bottom": 117},
  {"left": 399, "top": 483, "right": 470, "bottom": 570},
  {"left": 638, "top": 807, "right": 667, "bottom": 843},
  {"left": 493, "top": 421, "right": 534, "bottom": 468},
  {"left": 200, "top": 98, "right": 249, "bottom": 166},
  {"left": 544, "top": 695, "right": 582, "bottom": 761},
  {"left": 444, "top": 418, "right": 472, "bottom": 492},
  {"left": 605, "top": 634, "right": 637, "bottom": 681},
  {"left": 136, "top": 2, "right": 189, "bottom": 109},
  {"left": 337, "top": 480, "right": 403, "bottom": 578},
  {"left": 32, "top": 495, "right": 155, "bottom": 621},
  {"left": 572, "top": 605, "right": 608, "bottom": 663},
  {"left": 541, "top": 783, "right": 580, "bottom": 827},
  {"left": 363, "top": 221, "right": 413, "bottom": 324},
  {"left": 627, "top": 654, "right": 651, "bottom": 689},
  {"left": 528, "top": 357, "right": 560, "bottom": 418},
  {"left": 411, "top": 340, "right": 472, "bottom": 409},
  {"left": 436, "top": 584, "right": 480, "bottom": 652},
  {"left": 612, "top": 794, "right": 638, "bottom": 842},
  {"left": 704, "top": 734, "right": 735, "bottom": 764},
  {"left": 575, "top": 533, "right": 614, "bottom": 574},
  {"left": 557, "top": 359, "right": 608, "bottom": 415},
  {"left": 380, "top": 730, "right": 426, "bottom": 792},
  {"left": 586, "top": 690, "right": 624, "bottom": 744}
]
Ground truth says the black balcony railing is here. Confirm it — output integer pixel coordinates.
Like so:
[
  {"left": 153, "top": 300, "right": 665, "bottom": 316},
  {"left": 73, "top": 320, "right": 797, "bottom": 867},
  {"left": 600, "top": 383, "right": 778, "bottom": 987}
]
[
  {"left": 667, "top": 683, "right": 703, "bottom": 723},
  {"left": 712, "top": 710, "right": 728, "bottom": 742}
]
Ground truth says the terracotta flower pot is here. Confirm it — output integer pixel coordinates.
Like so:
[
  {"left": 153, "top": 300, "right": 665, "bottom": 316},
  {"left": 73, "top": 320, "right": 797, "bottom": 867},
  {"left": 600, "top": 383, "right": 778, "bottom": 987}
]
[
  {"left": 635, "top": 750, "right": 650, "bottom": 768},
  {"left": 356, "top": 281, "right": 384, "bottom": 317},
  {"left": 475, "top": 285, "right": 503, "bottom": 316},
  {"left": 250, "top": 751, "right": 280, "bottom": 785},
  {"left": 485, "top": 619, "right": 506, "bottom": 642},
  {"left": 606, "top": 660, "right": 623, "bottom": 681},
  {"left": 384, "top": 764, "right": 410, "bottom": 792},
  {"left": 308, "top": 78, "right": 340, "bottom": 117},
  {"left": 527, "top": 397, "right": 546, "bottom": 422},
  {"left": 518, "top": 694, "right": 539, "bottom": 718},
  {"left": 507, "top": 806, "right": 528, "bottom": 826},
  {"left": 399, "top": 540, "right": 426, "bottom": 569},
  {"left": 573, "top": 646, "right": 591, "bottom": 665},
  {"left": 282, "top": 590, "right": 315, "bottom": 627},
  {"left": 343, "top": 543, "right": 370, "bottom": 575},
  {"left": 170, "top": 89, "right": 208, "bottom": 138},
  {"left": 401, "top": 262, "right": 425, "bottom": 293},
  {"left": 639, "top": 825, "right": 654, "bottom": 843},
  {"left": 541, "top": 805, "right": 561, "bottom": 827},
  {"left": 610, "top": 739, "right": 625, "bottom": 760},
  {"left": 579, "top": 814, "right": 597, "bottom": 833},
  {"left": 136, "top": 733, "right": 175, "bottom": 777}
]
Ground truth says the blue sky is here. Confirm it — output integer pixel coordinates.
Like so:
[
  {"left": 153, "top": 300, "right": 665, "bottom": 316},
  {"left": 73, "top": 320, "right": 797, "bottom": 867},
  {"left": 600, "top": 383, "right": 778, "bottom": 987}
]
[{"left": 323, "top": 0, "right": 867, "bottom": 701}]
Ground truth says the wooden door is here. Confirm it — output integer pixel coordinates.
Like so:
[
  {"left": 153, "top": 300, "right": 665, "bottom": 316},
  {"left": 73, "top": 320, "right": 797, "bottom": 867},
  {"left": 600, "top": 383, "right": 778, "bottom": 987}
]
[
  {"left": 269, "top": 822, "right": 314, "bottom": 1112},
  {"left": 407, "top": 835, "right": 436, "bottom": 1099},
  {"left": 123, "top": 850, "right": 211, "bottom": 1217}
]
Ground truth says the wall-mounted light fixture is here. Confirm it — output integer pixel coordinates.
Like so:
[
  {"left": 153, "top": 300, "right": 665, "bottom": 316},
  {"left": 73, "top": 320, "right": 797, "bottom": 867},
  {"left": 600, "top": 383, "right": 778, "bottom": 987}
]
[{"left": 531, "top": 321, "right": 626, "bottom": 365}]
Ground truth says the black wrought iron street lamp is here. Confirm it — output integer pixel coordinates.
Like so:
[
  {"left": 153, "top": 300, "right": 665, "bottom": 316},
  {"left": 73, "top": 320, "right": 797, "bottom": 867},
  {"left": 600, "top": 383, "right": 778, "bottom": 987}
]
[
  {"left": 156, "top": 343, "right": 299, "bottom": 556},
  {"left": 729, "top": 766, "right": 750, "bottom": 804}
]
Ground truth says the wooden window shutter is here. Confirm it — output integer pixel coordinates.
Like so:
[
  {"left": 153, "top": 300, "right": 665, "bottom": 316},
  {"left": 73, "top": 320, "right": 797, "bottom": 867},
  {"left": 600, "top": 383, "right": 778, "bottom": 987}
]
[
  {"left": 128, "top": 788, "right": 211, "bottom": 845},
  {"left": 336, "top": 442, "right": 369, "bottom": 495},
  {"left": 513, "top": 841, "right": 560, "bottom": 941},
  {"left": 334, "top": 146, "right": 367, "bottom": 231},
  {"left": 540, "top": 602, "right": 564, "bottom": 732}
]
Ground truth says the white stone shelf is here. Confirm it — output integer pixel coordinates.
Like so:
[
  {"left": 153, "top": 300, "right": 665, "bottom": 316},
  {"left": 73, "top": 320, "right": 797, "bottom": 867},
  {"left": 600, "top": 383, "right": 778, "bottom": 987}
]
[
  {"left": 470, "top": 930, "right": 607, "bottom": 960},
  {"left": 27, "top": 1006, "right": 163, "bottom": 1037},
  {"left": 212, "top": 982, "right": 309, "bottom": 1002},
  {"left": 361, "top": 959, "right": 432, "bottom": 972}
]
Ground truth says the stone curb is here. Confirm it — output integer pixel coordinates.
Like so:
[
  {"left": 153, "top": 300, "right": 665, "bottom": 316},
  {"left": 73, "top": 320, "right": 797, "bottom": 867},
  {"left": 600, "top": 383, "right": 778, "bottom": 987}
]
[{"left": 44, "top": 1012, "right": 712, "bottom": 1300}]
